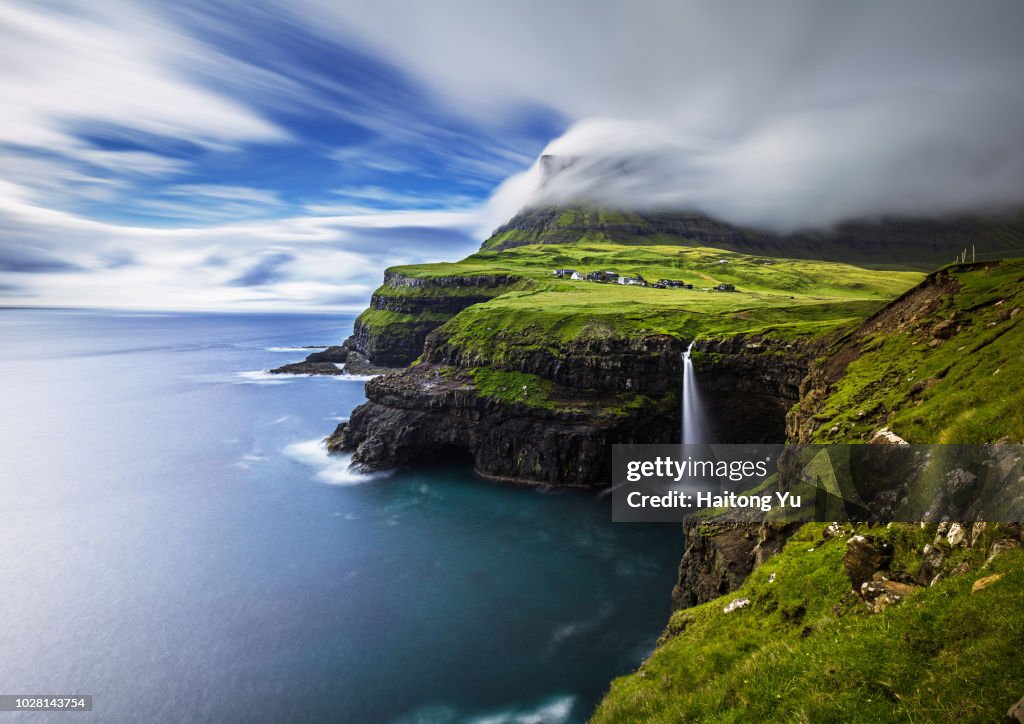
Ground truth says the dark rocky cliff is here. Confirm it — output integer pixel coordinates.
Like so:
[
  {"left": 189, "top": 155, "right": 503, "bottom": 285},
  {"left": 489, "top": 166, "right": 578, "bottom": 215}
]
[
  {"left": 328, "top": 362, "right": 675, "bottom": 486},
  {"left": 329, "top": 327, "right": 818, "bottom": 485}
]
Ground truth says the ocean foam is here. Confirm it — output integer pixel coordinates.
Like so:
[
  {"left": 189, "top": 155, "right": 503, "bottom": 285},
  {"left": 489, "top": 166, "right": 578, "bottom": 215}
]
[
  {"left": 235, "top": 370, "right": 301, "bottom": 384},
  {"left": 283, "top": 438, "right": 391, "bottom": 485},
  {"left": 265, "top": 346, "right": 327, "bottom": 352},
  {"left": 469, "top": 695, "right": 576, "bottom": 724}
]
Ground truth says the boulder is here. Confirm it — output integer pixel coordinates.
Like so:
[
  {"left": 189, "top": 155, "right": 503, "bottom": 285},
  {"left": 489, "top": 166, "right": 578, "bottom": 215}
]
[
  {"left": 843, "top": 535, "right": 894, "bottom": 591},
  {"left": 860, "top": 578, "right": 921, "bottom": 613},
  {"left": 947, "top": 522, "right": 968, "bottom": 548},
  {"left": 988, "top": 538, "right": 1022, "bottom": 564},
  {"left": 972, "top": 573, "right": 1003, "bottom": 593},
  {"left": 918, "top": 544, "right": 945, "bottom": 585},
  {"left": 723, "top": 598, "right": 750, "bottom": 614}
]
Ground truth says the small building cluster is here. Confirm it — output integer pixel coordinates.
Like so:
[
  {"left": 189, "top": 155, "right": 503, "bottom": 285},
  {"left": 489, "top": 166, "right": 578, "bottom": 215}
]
[
  {"left": 653, "top": 279, "right": 694, "bottom": 289},
  {"left": 552, "top": 269, "right": 737, "bottom": 293}
]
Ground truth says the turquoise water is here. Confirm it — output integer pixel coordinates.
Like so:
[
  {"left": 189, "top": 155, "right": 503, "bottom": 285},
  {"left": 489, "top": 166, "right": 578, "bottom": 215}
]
[{"left": 0, "top": 309, "right": 682, "bottom": 723}]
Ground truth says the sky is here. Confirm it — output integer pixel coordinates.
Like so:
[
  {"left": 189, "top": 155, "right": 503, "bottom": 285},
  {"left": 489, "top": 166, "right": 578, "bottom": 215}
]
[{"left": 2, "top": 0, "right": 1024, "bottom": 311}]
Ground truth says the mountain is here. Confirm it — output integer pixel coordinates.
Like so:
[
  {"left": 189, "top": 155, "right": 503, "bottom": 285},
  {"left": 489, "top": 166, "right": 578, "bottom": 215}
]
[{"left": 483, "top": 205, "right": 1024, "bottom": 270}]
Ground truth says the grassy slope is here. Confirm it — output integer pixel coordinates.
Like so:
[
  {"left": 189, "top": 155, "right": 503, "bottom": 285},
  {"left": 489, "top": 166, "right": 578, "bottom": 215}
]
[
  {"left": 808, "top": 260, "right": 1024, "bottom": 443},
  {"left": 593, "top": 525, "right": 1024, "bottom": 723},
  {"left": 397, "top": 243, "right": 922, "bottom": 350}
]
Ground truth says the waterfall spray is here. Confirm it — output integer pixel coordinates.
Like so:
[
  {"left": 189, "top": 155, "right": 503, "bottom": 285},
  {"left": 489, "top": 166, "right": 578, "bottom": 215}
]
[{"left": 681, "top": 341, "right": 710, "bottom": 445}]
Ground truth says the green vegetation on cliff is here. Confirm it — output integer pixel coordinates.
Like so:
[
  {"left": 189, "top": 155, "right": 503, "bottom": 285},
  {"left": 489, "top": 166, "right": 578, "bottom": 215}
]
[
  {"left": 392, "top": 242, "right": 921, "bottom": 359},
  {"left": 593, "top": 524, "right": 1024, "bottom": 723},
  {"left": 801, "top": 259, "right": 1024, "bottom": 443}
]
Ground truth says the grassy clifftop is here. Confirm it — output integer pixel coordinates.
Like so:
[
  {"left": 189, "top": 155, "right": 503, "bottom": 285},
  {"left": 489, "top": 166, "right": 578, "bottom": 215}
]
[{"left": 386, "top": 242, "right": 922, "bottom": 354}]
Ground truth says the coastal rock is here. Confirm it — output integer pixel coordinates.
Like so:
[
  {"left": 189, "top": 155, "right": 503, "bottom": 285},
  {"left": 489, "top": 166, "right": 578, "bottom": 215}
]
[
  {"left": 270, "top": 361, "right": 344, "bottom": 375},
  {"left": 271, "top": 344, "right": 349, "bottom": 375}
]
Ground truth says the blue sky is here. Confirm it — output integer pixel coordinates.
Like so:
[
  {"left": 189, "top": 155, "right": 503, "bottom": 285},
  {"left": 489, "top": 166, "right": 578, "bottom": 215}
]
[
  {"left": 2, "top": 0, "right": 1023, "bottom": 310},
  {"left": 0, "top": 0, "right": 565, "bottom": 310}
]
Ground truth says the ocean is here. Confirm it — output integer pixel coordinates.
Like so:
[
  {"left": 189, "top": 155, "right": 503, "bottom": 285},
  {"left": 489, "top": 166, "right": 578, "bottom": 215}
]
[{"left": 0, "top": 308, "right": 682, "bottom": 723}]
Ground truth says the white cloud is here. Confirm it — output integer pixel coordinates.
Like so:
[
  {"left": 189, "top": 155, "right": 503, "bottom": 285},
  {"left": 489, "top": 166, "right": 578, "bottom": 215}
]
[
  {"left": 291, "top": 0, "right": 1024, "bottom": 230},
  {"left": 0, "top": 1, "right": 285, "bottom": 150},
  {"left": 0, "top": 182, "right": 481, "bottom": 311}
]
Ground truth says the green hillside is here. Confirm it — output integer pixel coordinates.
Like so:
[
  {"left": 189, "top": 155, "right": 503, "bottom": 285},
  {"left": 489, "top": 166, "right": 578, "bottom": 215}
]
[
  {"left": 797, "top": 260, "right": 1024, "bottom": 444},
  {"left": 391, "top": 242, "right": 922, "bottom": 347},
  {"left": 593, "top": 524, "right": 1024, "bottom": 723}
]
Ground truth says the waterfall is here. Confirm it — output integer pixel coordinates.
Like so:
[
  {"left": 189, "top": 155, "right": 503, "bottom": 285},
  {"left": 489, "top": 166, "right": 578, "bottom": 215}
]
[{"left": 681, "top": 341, "right": 709, "bottom": 445}]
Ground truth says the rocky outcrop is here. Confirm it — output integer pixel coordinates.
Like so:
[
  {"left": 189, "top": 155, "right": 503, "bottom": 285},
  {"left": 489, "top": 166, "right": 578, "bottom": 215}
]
[
  {"left": 271, "top": 345, "right": 348, "bottom": 375},
  {"left": 843, "top": 535, "right": 895, "bottom": 591},
  {"left": 344, "top": 272, "right": 523, "bottom": 367},
  {"left": 671, "top": 520, "right": 800, "bottom": 610},
  {"left": 327, "top": 363, "right": 674, "bottom": 486}
]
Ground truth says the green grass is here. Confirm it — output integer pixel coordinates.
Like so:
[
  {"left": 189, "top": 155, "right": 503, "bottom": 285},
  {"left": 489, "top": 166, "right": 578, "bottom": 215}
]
[
  {"left": 469, "top": 367, "right": 558, "bottom": 409},
  {"left": 592, "top": 524, "right": 1024, "bottom": 723},
  {"left": 807, "top": 260, "right": 1024, "bottom": 443},
  {"left": 386, "top": 243, "right": 922, "bottom": 362}
]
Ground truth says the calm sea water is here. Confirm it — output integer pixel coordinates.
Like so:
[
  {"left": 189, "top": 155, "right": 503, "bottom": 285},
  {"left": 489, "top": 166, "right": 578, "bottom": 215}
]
[{"left": 0, "top": 308, "right": 681, "bottom": 724}]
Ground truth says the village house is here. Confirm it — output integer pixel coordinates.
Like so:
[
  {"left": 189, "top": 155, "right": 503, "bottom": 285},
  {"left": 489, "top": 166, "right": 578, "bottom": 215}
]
[
  {"left": 618, "top": 274, "right": 647, "bottom": 287},
  {"left": 716, "top": 283, "right": 737, "bottom": 292},
  {"left": 570, "top": 271, "right": 583, "bottom": 280},
  {"left": 553, "top": 269, "right": 577, "bottom": 278},
  {"left": 656, "top": 279, "right": 692, "bottom": 288}
]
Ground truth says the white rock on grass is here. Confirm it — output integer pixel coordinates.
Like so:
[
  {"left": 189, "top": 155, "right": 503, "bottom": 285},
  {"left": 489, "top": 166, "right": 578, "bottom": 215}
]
[{"left": 723, "top": 598, "right": 750, "bottom": 614}]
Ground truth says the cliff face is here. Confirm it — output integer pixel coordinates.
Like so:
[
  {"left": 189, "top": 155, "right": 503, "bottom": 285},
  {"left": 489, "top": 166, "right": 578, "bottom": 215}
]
[
  {"left": 671, "top": 520, "right": 801, "bottom": 609},
  {"left": 329, "top": 325, "right": 689, "bottom": 486},
  {"left": 328, "top": 362, "right": 675, "bottom": 486},
  {"left": 330, "top": 328, "right": 817, "bottom": 485},
  {"left": 693, "top": 335, "right": 821, "bottom": 443},
  {"left": 345, "top": 271, "right": 524, "bottom": 367}
]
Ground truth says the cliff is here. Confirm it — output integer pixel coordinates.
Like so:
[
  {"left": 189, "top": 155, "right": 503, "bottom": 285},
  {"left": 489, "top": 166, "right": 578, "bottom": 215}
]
[
  {"left": 345, "top": 270, "right": 527, "bottom": 367},
  {"left": 594, "top": 521, "right": 1024, "bottom": 722},
  {"left": 327, "top": 219, "right": 918, "bottom": 483}
]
